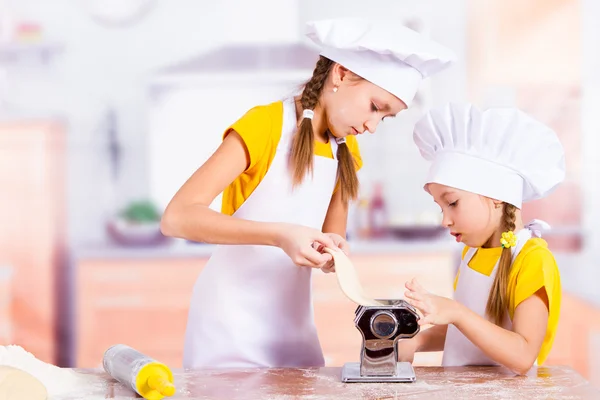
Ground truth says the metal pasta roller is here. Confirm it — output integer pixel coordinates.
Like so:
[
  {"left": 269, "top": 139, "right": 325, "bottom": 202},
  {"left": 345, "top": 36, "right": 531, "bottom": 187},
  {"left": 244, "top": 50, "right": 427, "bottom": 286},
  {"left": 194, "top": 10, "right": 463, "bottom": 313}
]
[{"left": 341, "top": 299, "right": 420, "bottom": 383}]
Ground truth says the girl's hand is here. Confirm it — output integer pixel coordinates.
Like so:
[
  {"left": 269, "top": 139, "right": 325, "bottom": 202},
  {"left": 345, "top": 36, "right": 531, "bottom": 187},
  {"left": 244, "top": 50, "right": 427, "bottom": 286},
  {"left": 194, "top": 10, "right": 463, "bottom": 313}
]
[
  {"left": 404, "top": 278, "right": 463, "bottom": 326},
  {"left": 317, "top": 233, "right": 350, "bottom": 273},
  {"left": 275, "top": 223, "right": 337, "bottom": 268}
]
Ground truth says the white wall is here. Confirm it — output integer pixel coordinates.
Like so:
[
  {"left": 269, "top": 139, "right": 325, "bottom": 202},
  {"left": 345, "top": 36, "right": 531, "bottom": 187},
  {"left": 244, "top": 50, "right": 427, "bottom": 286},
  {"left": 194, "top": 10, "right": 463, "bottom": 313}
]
[
  {"left": 581, "top": 0, "right": 600, "bottom": 255},
  {"left": 9, "top": 1, "right": 230, "bottom": 244},
  {"left": 7, "top": 0, "right": 467, "bottom": 244}
]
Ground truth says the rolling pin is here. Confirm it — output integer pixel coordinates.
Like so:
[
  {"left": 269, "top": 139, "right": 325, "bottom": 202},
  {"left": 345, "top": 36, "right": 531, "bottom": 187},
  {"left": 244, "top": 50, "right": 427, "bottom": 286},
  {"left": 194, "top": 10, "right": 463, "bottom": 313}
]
[
  {"left": 103, "top": 344, "right": 175, "bottom": 400},
  {"left": 0, "top": 365, "right": 48, "bottom": 400}
]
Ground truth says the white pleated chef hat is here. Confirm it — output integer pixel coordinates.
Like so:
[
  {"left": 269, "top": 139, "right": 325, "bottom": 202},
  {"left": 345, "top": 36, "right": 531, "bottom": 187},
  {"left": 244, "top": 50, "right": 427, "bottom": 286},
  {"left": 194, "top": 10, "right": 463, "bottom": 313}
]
[
  {"left": 305, "top": 18, "right": 456, "bottom": 107},
  {"left": 413, "top": 103, "right": 566, "bottom": 209}
]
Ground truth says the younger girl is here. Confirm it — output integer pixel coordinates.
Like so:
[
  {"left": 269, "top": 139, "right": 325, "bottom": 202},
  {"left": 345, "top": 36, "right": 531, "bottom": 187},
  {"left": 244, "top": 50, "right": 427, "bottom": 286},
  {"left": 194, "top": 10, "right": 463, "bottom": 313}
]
[
  {"left": 160, "top": 18, "right": 455, "bottom": 368},
  {"left": 402, "top": 103, "right": 565, "bottom": 375}
]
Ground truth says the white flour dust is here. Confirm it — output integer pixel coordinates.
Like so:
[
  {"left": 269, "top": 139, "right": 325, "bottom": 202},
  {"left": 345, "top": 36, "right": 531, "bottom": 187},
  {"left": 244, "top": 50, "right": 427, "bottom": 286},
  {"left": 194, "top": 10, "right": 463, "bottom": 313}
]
[
  {"left": 0, "top": 345, "right": 95, "bottom": 399},
  {"left": 258, "top": 369, "right": 444, "bottom": 400}
]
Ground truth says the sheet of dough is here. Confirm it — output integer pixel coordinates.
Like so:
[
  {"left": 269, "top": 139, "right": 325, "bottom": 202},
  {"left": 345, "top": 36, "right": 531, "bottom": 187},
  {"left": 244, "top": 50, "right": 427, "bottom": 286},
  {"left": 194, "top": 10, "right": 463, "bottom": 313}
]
[
  {"left": 324, "top": 247, "right": 384, "bottom": 306},
  {"left": 0, "top": 365, "right": 47, "bottom": 400}
]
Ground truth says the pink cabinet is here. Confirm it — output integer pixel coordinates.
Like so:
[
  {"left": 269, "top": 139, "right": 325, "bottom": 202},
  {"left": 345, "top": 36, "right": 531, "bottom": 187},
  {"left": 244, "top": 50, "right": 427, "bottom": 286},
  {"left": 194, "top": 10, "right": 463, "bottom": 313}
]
[{"left": 0, "top": 120, "right": 66, "bottom": 364}]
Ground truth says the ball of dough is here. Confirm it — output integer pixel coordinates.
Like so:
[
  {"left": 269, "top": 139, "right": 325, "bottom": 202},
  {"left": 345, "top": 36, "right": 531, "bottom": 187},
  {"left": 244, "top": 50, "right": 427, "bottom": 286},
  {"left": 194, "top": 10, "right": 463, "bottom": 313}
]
[{"left": 0, "top": 365, "right": 47, "bottom": 400}]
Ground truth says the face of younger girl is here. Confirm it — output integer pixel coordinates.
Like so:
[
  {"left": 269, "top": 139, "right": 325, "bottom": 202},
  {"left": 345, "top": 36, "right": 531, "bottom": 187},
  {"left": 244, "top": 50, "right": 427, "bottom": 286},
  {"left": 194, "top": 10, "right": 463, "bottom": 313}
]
[{"left": 427, "top": 183, "right": 504, "bottom": 248}]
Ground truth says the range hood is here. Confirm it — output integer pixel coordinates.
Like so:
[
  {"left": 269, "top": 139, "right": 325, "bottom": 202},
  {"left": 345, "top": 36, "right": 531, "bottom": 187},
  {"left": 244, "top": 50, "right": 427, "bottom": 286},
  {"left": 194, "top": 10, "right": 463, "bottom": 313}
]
[
  {"left": 152, "top": 0, "right": 319, "bottom": 84},
  {"left": 155, "top": 43, "right": 319, "bottom": 77},
  {"left": 147, "top": 0, "right": 320, "bottom": 216}
]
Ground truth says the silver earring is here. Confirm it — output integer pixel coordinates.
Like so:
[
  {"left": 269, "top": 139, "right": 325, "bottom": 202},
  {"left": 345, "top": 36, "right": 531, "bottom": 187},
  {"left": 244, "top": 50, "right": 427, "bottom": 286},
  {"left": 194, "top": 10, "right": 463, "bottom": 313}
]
[{"left": 333, "top": 86, "right": 338, "bottom": 93}]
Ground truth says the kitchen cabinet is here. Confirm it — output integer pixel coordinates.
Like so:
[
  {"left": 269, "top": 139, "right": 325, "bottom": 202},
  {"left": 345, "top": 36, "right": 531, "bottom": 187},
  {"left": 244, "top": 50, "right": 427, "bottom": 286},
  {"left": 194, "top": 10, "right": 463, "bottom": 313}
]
[
  {"left": 73, "top": 247, "right": 455, "bottom": 368},
  {"left": 0, "top": 266, "right": 12, "bottom": 344},
  {"left": 73, "top": 244, "right": 600, "bottom": 387},
  {"left": 0, "top": 119, "right": 66, "bottom": 364}
]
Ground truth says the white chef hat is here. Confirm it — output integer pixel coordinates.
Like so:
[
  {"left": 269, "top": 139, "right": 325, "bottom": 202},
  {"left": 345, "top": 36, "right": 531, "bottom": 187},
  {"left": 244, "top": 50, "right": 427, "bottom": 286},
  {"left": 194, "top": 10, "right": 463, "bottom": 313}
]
[
  {"left": 305, "top": 18, "right": 456, "bottom": 107},
  {"left": 413, "top": 103, "right": 566, "bottom": 209}
]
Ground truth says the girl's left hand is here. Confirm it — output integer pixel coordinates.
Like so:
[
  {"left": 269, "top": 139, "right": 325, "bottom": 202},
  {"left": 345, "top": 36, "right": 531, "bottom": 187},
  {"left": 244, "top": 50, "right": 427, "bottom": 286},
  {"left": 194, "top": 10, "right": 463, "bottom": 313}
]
[
  {"left": 316, "top": 233, "right": 349, "bottom": 273},
  {"left": 404, "top": 278, "right": 463, "bottom": 326}
]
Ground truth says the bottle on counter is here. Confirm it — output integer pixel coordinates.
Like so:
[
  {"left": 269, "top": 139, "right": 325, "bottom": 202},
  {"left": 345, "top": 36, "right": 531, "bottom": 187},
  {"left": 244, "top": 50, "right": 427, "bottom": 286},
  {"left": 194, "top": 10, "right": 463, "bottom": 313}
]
[
  {"left": 355, "top": 197, "right": 370, "bottom": 239},
  {"left": 368, "top": 182, "right": 388, "bottom": 238},
  {"left": 103, "top": 344, "right": 175, "bottom": 400}
]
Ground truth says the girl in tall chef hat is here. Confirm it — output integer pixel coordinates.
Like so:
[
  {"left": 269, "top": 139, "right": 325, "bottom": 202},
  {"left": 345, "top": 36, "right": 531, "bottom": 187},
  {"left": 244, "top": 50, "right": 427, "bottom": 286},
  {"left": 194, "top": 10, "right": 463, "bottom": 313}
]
[
  {"left": 160, "top": 18, "right": 456, "bottom": 368},
  {"left": 402, "top": 103, "right": 565, "bottom": 375}
]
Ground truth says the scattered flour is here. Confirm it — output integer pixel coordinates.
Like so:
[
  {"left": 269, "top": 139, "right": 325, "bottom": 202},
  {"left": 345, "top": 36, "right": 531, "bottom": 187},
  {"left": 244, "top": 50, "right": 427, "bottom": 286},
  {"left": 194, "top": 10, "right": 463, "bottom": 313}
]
[{"left": 0, "top": 345, "right": 95, "bottom": 399}]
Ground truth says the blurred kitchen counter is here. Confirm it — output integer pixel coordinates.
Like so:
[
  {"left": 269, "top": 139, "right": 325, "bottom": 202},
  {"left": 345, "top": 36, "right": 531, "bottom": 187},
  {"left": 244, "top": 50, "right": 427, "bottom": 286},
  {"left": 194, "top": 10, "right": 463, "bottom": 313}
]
[
  {"left": 69, "top": 238, "right": 458, "bottom": 369},
  {"left": 73, "top": 237, "right": 461, "bottom": 259},
  {"left": 68, "top": 238, "right": 600, "bottom": 388}
]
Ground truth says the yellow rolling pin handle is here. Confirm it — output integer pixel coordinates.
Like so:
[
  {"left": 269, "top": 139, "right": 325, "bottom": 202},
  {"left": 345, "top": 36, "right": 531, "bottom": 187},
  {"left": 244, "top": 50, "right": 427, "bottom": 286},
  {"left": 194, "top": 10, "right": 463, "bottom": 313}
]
[
  {"left": 147, "top": 374, "right": 176, "bottom": 397},
  {"left": 135, "top": 362, "right": 176, "bottom": 400}
]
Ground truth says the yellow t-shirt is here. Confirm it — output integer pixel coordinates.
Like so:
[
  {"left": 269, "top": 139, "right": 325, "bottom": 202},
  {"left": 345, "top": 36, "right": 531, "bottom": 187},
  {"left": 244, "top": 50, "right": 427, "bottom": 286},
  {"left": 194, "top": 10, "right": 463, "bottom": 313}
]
[
  {"left": 455, "top": 238, "right": 561, "bottom": 365},
  {"left": 220, "top": 101, "right": 363, "bottom": 216}
]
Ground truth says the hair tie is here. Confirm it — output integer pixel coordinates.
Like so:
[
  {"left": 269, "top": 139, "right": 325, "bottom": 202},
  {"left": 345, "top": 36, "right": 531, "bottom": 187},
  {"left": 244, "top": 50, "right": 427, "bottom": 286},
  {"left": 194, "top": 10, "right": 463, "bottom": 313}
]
[
  {"left": 335, "top": 137, "right": 346, "bottom": 144},
  {"left": 302, "top": 109, "right": 314, "bottom": 120},
  {"left": 500, "top": 231, "right": 517, "bottom": 249}
]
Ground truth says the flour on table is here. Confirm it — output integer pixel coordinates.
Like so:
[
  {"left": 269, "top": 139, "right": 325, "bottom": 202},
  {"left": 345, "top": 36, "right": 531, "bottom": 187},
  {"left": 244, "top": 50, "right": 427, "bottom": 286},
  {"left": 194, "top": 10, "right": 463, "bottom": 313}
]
[{"left": 0, "top": 345, "right": 91, "bottom": 398}]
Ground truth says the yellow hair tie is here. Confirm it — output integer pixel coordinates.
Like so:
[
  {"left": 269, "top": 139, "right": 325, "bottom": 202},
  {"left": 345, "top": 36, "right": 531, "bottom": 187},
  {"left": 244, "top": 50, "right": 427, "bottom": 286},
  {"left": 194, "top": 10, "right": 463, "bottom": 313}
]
[{"left": 500, "top": 231, "right": 517, "bottom": 249}]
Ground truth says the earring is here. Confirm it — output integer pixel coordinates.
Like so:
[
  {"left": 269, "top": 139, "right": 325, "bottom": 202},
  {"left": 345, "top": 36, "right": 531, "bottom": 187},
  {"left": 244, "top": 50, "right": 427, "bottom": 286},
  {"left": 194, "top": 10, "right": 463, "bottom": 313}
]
[{"left": 333, "top": 86, "right": 338, "bottom": 93}]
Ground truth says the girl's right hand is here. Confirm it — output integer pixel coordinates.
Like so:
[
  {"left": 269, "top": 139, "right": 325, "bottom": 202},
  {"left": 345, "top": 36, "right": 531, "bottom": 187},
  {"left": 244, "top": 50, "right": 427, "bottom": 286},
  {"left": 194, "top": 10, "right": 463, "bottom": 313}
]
[{"left": 274, "top": 223, "right": 337, "bottom": 268}]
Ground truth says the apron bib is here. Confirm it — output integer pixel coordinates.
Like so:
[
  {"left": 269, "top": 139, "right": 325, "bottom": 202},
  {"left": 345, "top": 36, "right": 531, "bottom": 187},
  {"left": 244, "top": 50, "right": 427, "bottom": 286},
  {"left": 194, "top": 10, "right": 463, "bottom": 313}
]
[
  {"left": 442, "top": 220, "right": 548, "bottom": 366},
  {"left": 183, "top": 98, "right": 340, "bottom": 368}
]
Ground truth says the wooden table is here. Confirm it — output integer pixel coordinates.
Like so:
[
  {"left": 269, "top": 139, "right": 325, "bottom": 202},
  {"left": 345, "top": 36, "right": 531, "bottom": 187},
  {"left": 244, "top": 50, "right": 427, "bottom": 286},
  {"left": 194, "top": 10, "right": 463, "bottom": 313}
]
[{"left": 57, "top": 365, "right": 599, "bottom": 399}]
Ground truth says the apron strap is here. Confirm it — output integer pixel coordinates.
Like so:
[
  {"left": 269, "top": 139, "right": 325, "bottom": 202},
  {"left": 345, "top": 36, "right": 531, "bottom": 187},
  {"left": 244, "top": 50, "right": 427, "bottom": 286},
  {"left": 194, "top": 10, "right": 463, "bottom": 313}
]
[
  {"left": 525, "top": 219, "right": 551, "bottom": 238},
  {"left": 329, "top": 132, "right": 340, "bottom": 161}
]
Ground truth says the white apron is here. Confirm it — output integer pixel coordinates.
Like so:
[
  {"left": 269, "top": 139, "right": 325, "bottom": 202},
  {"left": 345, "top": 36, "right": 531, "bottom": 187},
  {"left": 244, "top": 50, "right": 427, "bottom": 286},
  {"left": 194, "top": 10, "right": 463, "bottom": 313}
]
[
  {"left": 442, "top": 220, "right": 549, "bottom": 366},
  {"left": 183, "top": 98, "right": 340, "bottom": 369}
]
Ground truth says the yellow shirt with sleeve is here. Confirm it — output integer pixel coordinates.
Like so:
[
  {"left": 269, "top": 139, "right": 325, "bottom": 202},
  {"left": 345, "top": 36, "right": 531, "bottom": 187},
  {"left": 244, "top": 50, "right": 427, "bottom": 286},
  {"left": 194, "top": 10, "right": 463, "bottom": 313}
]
[
  {"left": 220, "top": 101, "right": 363, "bottom": 216},
  {"left": 454, "top": 238, "right": 561, "bottom": 365}
]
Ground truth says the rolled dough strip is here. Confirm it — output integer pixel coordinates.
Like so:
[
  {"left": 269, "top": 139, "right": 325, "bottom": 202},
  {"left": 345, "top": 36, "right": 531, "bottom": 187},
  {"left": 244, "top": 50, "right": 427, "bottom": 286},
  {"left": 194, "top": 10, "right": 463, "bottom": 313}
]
[
  {"left": 323, "top": 247, "right": 384, "bottom": 306},
  {"left": 0, "top": 365, "right": 48, "bottom": 400}
]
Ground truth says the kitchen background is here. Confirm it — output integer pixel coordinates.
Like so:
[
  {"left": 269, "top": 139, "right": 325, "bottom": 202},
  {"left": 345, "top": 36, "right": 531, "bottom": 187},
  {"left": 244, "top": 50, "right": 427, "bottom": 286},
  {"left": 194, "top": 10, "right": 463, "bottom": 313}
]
[{"left": 1, "top": 0, "right": 599, "bottom": 388}]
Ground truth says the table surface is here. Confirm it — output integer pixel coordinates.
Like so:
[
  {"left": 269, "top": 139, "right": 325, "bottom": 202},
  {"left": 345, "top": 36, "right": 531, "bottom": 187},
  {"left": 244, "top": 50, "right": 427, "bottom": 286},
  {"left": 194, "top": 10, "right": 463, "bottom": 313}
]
[{"left": 52, "top": 365, "right": 600, "bottom": 399}]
